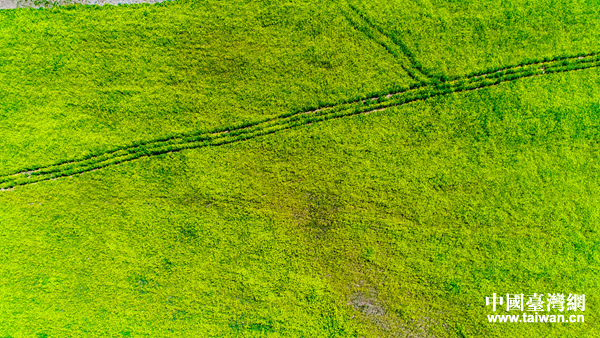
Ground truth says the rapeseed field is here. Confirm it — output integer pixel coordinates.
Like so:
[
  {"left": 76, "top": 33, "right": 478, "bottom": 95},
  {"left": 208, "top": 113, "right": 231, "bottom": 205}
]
[{"left": 0, "top": 0, "right": 598, "bottom": 336}]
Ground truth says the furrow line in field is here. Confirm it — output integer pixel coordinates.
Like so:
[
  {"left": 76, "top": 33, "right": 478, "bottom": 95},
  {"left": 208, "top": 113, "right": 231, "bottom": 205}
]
[
  {"left": 346, "top": 3, "right": 431, "bottom": 81},
  {"left": 342, "top": 4, "right": 426, "bottom": 82}
]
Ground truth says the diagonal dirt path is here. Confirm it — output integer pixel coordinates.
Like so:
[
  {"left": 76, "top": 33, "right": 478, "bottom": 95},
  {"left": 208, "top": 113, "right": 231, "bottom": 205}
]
[{"left": 1, "top": 51, "right": 599, "bottom": 191}]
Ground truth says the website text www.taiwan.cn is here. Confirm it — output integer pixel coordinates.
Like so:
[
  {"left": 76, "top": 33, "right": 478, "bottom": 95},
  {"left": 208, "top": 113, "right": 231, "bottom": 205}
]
[{"left": 486, "top": 293, "right": 585, "bottom": 323}]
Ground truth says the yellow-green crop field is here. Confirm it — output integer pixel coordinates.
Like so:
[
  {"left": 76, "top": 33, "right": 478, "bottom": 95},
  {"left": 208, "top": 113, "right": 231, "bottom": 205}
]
[{"left": 0, "top": 0, "right": 599, "bottom": 336}]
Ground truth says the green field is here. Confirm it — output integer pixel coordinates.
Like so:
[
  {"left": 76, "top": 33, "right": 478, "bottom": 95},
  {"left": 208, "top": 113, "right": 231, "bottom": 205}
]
[{"left": 1, "top": 0, "right": 599, "bottom": 337}]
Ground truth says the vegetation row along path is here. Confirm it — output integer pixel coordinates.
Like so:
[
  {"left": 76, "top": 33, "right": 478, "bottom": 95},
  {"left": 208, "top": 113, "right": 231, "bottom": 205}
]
[{"left": 1, "top": 51, "right": 599, "bottom": 191}]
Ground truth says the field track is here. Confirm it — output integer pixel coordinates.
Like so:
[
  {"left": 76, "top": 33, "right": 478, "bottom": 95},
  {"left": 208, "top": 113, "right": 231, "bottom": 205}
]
[
  {"left": 343, "top": 4, "right": 431, "bottom": 82},
  {"left": 1, "top": 51, "right": 599, "bottom": 191}
]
